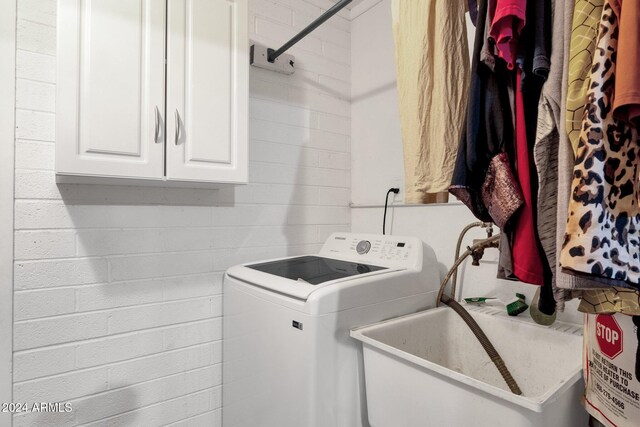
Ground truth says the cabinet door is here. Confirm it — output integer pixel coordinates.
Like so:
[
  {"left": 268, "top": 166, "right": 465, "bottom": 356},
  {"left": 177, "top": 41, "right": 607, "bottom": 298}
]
[
  {"left": 166, "top": 0, "right": 248, "bottom": 184},
  {"left": 57, "top": 0, "right": 166, "bottom": 180}
]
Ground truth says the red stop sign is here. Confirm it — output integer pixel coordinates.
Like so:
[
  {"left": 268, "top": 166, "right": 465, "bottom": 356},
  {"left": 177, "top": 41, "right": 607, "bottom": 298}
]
[{"left": 595, "top": 314, "right": 623, "bottom": 360}]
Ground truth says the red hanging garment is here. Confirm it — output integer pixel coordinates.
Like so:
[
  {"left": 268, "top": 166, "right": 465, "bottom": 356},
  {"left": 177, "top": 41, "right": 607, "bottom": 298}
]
[{"left": 511, "top": 68, "right": 545, "bottom": 286}]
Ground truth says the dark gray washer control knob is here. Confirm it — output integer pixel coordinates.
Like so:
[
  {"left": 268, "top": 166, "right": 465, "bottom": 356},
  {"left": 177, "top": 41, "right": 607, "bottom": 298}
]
[{"left": 356, "top": 240, "right": 371, "bottom": 254}]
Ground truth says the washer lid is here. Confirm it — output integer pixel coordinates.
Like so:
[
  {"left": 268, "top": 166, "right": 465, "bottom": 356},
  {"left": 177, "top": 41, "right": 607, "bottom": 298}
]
[
  {"left": 227, "top": 255, "right": 397, "bottom": 300},
  {"left": 246, "top": 255, "right": 387, "bottom": 285}
]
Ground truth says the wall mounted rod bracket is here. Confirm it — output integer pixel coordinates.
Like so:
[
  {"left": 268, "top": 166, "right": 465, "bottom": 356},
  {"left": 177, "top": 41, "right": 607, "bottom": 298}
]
[
  {"left": 250, "top": 0, "right": 352, "bottom": 75},
  {"left": 250, "top": 42, "right": 295, "bottom": 74}
]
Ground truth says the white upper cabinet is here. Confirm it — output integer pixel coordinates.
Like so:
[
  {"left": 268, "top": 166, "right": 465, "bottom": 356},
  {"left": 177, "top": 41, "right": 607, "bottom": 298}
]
[
  {"left": 166, "top": 0, "right": 248, "bottom": 184},
  {"left": 57, "top": 0, "right": 166, "bottom": 180},
  {"left": 56, "top": 0, "right": 248, "bottom": 186}
]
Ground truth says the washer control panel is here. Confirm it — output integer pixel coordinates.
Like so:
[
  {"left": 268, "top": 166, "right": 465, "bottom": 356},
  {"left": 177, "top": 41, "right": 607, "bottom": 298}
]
[{"left": 320, "top": 233, "right": 421, "bottom": 267}]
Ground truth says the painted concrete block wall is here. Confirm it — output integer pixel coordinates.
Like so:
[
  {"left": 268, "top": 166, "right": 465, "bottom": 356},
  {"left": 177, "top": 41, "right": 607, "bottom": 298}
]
[{"left": 12, "top": 0, "right": 350, "bottom": 425}]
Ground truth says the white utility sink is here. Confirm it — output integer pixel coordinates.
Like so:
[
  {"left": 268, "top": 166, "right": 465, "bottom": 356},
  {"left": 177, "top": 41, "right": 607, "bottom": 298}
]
[{"left": 351, "top": 305, "right": 587, "bottom": 427}]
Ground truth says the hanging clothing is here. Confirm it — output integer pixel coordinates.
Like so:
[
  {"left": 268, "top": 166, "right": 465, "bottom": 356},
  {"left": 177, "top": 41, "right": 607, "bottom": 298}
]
[
  {"left": 529, "top": 0, "right": 551, "bottom": 80},
  {"left": 391, "top": 0, "right": 469, "bottom": 202},
  {"left": 480, "top": 0, "right": 499, "bottom": 71},
  {"left": 468, "top": 0, "right": 480, "bottom": 26},
  {"left": 613, "top": 0, "right": 640, "bottom": 124},
  {"left": 565, "top": 0, "right": 605, "bottom": 153},
  {"left": 489, "top": 0, "right": 526, "bottom": 71},
  {"left": 455, "top": 0, "right": 550, "bottom": 288},
  {"left": 467, "top": 0, "right": 478, "bottom": 27},
  {"left": 497, "top": 230, "right": 516, "bottom": 279},
  {"left": 559, "top": 0, "right": 640, "bottom": 289},
  {"left": 570, "top": 0, "right": 640, "bottom": 312},
  {"left": 450, "top": 0, "right": 520, "bottom": 224},
  {"left": 579, "top": 288, "right": 640, "bottom": 316},
  {"left": 493, "top": 0, "right": 548, "bottom": 287},
  {"left": 488, "top": 1, "right": 519, "bottom": 281},
  {"left": 511, "top": 67, "right": 545, "bottom": 286},
  {"left": 555, "top": 3, "right": 607, "bottom": 294},
  {"left": 479, "top": 1, "right": 523, "bottom": 230},
  {"left": 533, "top": 0, "right": 584, "bottom": 310},
  {"left": 559, "top": 0, "right": 640, "bottom": 303}
]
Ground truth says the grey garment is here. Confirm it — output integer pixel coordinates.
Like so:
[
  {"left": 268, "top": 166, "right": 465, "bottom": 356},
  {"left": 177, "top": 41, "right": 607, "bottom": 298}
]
[
  {"left": 497, "top": 230, "right": 516, "bottom": 280},
  {"left": 561, "top": 268, "right": 637, "bottom": 288},
  {"left": 533, "top": 0, "right": 595, "bottom": 310},
  {"left": 533, "top": 0, "right": 567, "bottom": 309},
  {"left": 533, "top": 97, "right": 558, "bottom": 264},
  {"left": 480, "top": 0, "right": 497, "bottom": 70}
]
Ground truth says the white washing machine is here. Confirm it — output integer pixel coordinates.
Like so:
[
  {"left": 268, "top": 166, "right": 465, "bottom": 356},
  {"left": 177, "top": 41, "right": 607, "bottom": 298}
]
[{"left": 222, "top": 233, "right": 440, "bottom": 427}]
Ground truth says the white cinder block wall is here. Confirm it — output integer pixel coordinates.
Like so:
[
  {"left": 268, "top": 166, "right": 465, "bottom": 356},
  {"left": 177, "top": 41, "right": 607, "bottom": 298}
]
[{"left": 12, "top": 0, "right": 350, "bottom": 425}]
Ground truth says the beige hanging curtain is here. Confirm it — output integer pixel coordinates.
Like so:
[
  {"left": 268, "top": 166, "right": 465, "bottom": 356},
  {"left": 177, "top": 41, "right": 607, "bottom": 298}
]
[{"left": 391, "top": 0, "right": 469, "bottom": 203}]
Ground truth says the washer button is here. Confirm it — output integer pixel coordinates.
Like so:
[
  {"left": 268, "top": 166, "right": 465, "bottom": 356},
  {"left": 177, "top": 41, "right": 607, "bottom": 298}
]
[{"left": 356, "top": 240, "right": 371, "bottom": 254}]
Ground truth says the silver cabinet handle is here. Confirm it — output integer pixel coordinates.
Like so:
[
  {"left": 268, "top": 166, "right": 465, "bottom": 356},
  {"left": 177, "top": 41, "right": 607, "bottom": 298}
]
[
  {"left": 174, "top": 109, "right": 181, "bottom": 145},
  {"left": 154, "top": 106, "right": 161, "bottom": 143}
]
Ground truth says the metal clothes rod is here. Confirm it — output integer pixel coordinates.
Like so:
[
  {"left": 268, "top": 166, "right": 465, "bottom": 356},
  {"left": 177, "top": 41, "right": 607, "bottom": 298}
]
[{"left": 268, "top": 0, "right": 352, "bottom": 62}]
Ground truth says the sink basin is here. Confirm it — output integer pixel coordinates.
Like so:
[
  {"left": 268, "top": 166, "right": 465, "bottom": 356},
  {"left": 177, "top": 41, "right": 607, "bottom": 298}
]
[{"left": 350, "top": 305, "right": 587, "bottom": 427}]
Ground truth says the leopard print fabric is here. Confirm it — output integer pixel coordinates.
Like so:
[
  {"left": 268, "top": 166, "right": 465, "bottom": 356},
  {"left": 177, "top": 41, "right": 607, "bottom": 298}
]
[{"left": 559, "top": 0, "right": 640, "bottom": 288}]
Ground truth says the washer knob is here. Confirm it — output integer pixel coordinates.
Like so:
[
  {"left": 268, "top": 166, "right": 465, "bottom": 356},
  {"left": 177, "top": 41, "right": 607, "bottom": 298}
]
[{"left": 356, "top": 240, "right": 371, "bottom": 254}]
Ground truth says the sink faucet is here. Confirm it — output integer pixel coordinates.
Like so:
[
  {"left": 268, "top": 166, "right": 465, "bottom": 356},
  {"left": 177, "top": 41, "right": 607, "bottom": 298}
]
[
  {"left": 437, "top": 222, "right": 500, "bottom": 305},
  {"left": 470, "top": 234, "right": 500, "bottom": 266},
  {"left": 449, "top": 222, "right": 496, "bottom": 296}
]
